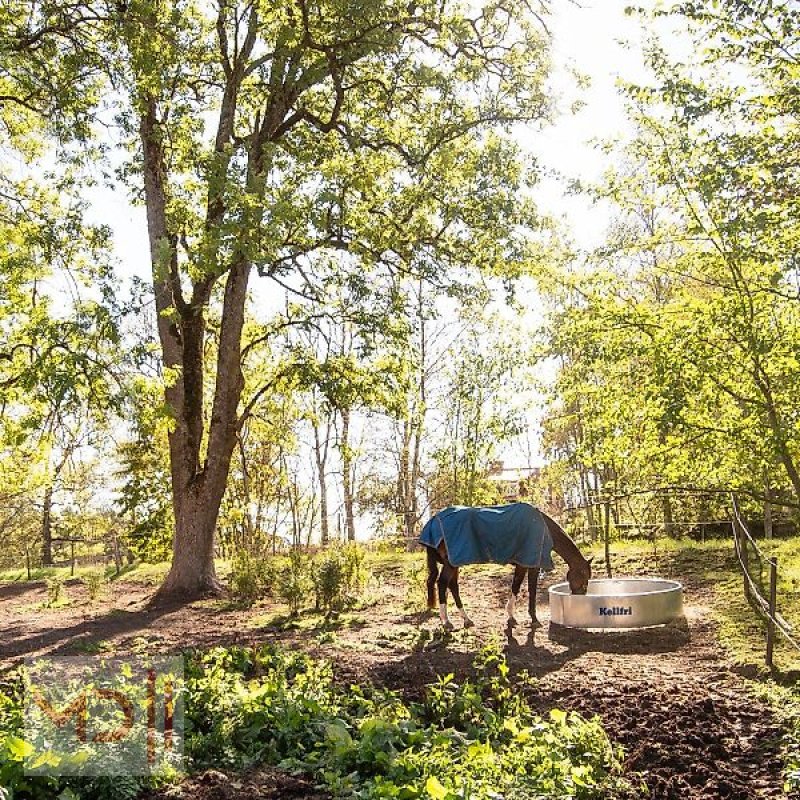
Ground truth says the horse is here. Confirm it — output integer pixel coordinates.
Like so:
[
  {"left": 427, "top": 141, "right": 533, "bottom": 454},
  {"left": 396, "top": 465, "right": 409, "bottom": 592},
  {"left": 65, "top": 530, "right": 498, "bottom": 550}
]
[{"left": 420, "top": 502, "right": 592, "bottom": 630}]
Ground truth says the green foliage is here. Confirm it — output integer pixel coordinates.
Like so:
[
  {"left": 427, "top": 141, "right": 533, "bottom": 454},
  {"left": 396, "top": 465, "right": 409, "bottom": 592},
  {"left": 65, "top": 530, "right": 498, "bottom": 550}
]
[
  {"left": 538, "top": 0, "right": 800, "bottom": 520},
  {"left": 429, "top": 314, "right": 533, "bottom": 509},
  {"left": 115, "top": 379, "right": 173, "bottom": 564},
  {"left": 81, "top": 571, "right": 106, "bottom": 604},
  {"left": 44, "top": 575, "right": 65, "bottom": 607},
  {"left": 183, "top": 643, "right": 629, "bottom": 799},
  {"left": 229, "top": 550, "right": 275, "bottom": 607},
  {"left": 0, "top": 642, "right": 630, "bottom": 800},
  {"left": 277, "top": 550, "right": 312, "bottom": 617},
  {"left": 312, "top": 543, "right": 367, "bottom": 616},
  {"left": 403, "top": 560, "right": 428, "bottom": 613}
]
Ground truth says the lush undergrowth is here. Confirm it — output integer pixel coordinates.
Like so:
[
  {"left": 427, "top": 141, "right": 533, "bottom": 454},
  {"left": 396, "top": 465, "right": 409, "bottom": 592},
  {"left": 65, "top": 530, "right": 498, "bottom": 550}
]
[{"left": 0, "top": 643, "right": 632, "bottom": 800}]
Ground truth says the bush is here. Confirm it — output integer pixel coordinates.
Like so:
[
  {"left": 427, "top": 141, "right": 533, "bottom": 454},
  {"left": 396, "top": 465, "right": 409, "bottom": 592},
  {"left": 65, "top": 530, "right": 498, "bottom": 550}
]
[
  {"left": 45, "top": 575, "right": 65, "bottom": 607},
  {"left": 82, "top": 571, "right": 106, "bottom": 604},
  {"left": 229, "top": 550, "right": 274, "bottom": 607},
  {"left": 340, "top": 542, "right": 366, "bottom": 598},
  {"left": 276, "top": 550, "right": 311, "bottom": 616},
  {"left": 312, "top": 550, "right": 345, "bottom": 615},
  {"left": 404, "top": 560, "right": 428, "bottom": 612},
  {"left": 311, "top": 543, "right": 367, "bottom": 616},
  {"left": 184, "top": 642, "right": 631, "bottom": 799},
  {"left": 1, "top": 644, "right": 631, "bottom": 800}
]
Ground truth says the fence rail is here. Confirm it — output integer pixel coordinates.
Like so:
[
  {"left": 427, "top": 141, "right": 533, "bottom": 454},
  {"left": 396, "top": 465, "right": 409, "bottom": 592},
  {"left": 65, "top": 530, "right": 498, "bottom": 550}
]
[{"left": 731, "top": 495, "right": 800, "bottom": 666}]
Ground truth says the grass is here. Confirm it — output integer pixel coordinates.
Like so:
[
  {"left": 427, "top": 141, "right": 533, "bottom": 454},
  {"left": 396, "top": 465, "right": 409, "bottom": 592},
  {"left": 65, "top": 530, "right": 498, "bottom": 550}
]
[{"left": 594, "top": 534, "right": 800, "bottom": 674}]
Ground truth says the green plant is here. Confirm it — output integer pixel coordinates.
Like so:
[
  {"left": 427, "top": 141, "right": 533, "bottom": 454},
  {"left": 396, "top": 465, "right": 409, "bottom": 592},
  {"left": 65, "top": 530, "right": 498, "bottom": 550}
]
[
  {"left": 313, "top": 550, "right": 345, "bottom": 615},
  {"left": 340, "top": 542, "right": 366, "bottom": 598},
  {"left": 44, "top": 575, "right": 65, "bottom": 607},
  {"left": 183, "top": 643, "right": 630, "bottom": 799},
  {"left": 82, "top": 572, "right": 106, "bottom": 604},
  {"left": 311, "top": 543, "right": 368, "bottom": 616},
  {"left": 229, "top": 550, "right": 274, "bottom": 607},
  {"left": 276, "top": 550, "right": 311, "bottom": 616},
  {"left": 1, "top": 643, "right": 631, "bottom": 800},
  {"left": 404, "top": 560, "right": 428, "bottom": 612}
]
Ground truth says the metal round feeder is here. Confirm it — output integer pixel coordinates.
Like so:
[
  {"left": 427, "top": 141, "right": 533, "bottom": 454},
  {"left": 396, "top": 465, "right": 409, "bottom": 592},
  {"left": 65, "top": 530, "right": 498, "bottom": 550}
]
[{"left": 549, "top": 578, "right": 684, "bottom": 629}]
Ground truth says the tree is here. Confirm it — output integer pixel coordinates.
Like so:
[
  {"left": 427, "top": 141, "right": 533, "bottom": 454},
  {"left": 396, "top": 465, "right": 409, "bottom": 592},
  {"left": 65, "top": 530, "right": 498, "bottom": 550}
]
[
  {"left": 429, "top": 312, "right": 531, "bottom": 508},
  {"left": 537, "top": 0, "right": 800, "bottom": 528},
  {"left": 4, "top": 1, "right": 554, "bottom": 598}
]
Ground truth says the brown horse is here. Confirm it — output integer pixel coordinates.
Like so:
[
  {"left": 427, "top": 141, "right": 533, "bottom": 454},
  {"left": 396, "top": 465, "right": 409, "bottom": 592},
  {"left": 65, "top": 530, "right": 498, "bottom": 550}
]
[{"left": 423, "top": 509, "right": 592, "bottom": 630}]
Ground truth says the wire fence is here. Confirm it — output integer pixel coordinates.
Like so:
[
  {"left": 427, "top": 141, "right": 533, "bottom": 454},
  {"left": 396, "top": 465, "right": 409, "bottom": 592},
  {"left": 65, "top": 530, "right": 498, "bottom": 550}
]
[{"left": 731, "top": 495, "right": 800, "bottom": 666}]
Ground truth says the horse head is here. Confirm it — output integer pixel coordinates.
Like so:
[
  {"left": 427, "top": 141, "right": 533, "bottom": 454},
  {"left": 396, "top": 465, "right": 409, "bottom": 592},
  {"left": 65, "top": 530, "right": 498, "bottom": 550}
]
[{"left": 567, "top": 556, "right": 592, "bottom": 595}]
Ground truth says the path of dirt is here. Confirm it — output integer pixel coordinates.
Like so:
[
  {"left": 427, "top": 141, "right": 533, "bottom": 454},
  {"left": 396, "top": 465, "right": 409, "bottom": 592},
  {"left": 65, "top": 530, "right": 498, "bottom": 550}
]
[{"left": 0, "top": 556, "right": 791, "bottom": 799}]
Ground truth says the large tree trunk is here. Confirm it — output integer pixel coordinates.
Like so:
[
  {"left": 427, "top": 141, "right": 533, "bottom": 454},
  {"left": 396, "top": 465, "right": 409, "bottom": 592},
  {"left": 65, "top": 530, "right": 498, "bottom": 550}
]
[
  {"left": 157, "top": 256, "right": 250, "bottom": 599},
  {"left": 140, "top": 90, "right": 252, "bottom": 601}
]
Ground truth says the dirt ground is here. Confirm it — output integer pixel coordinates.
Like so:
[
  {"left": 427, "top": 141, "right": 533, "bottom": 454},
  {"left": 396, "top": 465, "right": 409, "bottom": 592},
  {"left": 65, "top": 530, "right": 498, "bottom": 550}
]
[{"left": 0, "top": 555, "right": 791, "bottom": 799}]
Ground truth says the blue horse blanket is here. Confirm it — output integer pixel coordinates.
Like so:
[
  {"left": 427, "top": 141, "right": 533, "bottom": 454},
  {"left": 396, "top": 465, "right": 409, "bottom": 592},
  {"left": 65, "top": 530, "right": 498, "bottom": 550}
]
[{"left": 419, "top": 502, "right": 554, "bottom": 569}]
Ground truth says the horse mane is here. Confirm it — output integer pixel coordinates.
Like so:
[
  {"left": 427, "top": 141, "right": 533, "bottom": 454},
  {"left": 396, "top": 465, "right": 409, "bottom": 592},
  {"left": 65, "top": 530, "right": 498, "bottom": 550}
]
[{"left": 542, "top": 512, "right": 589, "bottom": 571}]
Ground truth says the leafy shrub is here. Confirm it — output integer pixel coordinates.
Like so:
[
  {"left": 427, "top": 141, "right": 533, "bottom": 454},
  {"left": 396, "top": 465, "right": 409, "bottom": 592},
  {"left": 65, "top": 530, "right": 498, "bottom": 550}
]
[
  {"left": 312, "top": 550, "right": 345, "bottom": 615},
  {"left": 44, "top": 575, "right": 65, "bottom": 607},
  {"left": 404, "top": 560, "right": 428, "bottom": 612},
  {"left": 184, "top": 642, "right": 631, "bottom": 799},
  {"left": 82, "top": 572, "right": 106, "bottom": 604},
  {"left": 1, "top": 643, "right": 630, "bottom": 800},
  {"left": 276, "top": 549, "right": 311, "bottom": 616},
  {"left": 311, "top": 543, "right": 368, "bottom": 616},
  {"left": 229, "top": 550, "right": 275, "bottom": 606}
]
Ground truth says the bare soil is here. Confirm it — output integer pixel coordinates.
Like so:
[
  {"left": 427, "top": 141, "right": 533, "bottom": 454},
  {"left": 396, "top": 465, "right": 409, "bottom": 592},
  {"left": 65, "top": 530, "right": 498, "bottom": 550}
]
[{"left": 0, "top": 553, "right": 791, "bottom": 799}]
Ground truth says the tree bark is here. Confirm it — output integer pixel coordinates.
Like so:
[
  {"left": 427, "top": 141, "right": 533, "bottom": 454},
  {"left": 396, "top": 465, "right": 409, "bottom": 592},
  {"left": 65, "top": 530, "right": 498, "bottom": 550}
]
[
  {"left": 313, "top": 417, "right": 331, "bottom": 546},
  {"left": 41, "top": 485, "right": 53, "bottom": 566},
  {"left": 764, "top": 469, "right": 773, "bottom": 539},
  {"left": 140, "top": 87, "right": 256, "bottom": 601},
  {"left": 340, "top": 408, "right": 356, "bottom": 541}
]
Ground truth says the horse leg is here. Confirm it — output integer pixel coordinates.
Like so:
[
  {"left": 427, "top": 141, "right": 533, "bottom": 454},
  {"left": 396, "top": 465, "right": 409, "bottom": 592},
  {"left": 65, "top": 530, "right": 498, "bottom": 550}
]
[
  {"left": 438, "top": 562, "right": 455, "bottom": 631},
  {"left": 426, "top": 546, "right": 439, "bottom": 610},
  {"left": 528, "top": 567, "right": 541, "bottom": 627},
  {"left": 449, "top": 568, "right": 474, "bottom": 628},
  {"left": 506, "top": 565, "right": 527, "bottom": 626}
]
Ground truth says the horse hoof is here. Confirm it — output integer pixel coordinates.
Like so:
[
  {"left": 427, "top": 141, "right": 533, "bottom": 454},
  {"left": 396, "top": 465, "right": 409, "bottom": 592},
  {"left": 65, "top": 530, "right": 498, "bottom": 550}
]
[
  {"left": 442, "top": 621, "right": 455, "bottom": 632},
  {"left": 507, "top": 616, "right": 517, "bottom": 628},
  {"left": 463, "top": 618, "right": 475, "bottom": 629}
]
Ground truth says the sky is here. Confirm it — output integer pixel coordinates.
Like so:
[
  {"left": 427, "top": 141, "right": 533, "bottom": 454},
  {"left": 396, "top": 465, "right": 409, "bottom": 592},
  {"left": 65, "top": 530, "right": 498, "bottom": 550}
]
[
  {"left": 86, "top": 1, "right": 654, "bottom": 282},
  {"left": 532, "top": 0, "right": 653, "bottom": 250},
  {"left": 80, "top": 0, "right": 657, "bottom": 480}
]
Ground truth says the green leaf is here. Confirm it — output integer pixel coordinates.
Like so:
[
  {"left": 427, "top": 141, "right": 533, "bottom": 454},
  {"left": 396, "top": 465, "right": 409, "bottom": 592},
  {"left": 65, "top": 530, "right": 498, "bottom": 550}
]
[
  {"left": 549, "top": 708, "right": 568, "bottom": 725},
  {"left": 4, "top": 736, "right": 35, "bottom": 760},
  {"left": 425, "top": 775, "right": 449, "bottom": 800}
]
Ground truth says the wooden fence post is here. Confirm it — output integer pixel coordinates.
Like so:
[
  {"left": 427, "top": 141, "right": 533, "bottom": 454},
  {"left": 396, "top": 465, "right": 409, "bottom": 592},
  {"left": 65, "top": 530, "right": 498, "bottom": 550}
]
[{"left": 766, "top": 558, "right": 778, "bottom": 668}]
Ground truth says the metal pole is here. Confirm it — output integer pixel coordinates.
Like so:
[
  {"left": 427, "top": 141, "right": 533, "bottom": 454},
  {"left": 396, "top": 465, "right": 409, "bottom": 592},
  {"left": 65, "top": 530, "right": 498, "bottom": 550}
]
[{"left": 766, "top": 558, "right": 778, "bottom": 668}]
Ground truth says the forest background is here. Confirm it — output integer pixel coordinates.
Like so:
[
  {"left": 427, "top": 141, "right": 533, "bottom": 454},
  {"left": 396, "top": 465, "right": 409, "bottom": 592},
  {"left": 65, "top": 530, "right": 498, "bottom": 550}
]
[{"left": 1, "top": 0, "right": 797, "bottom": 600}]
